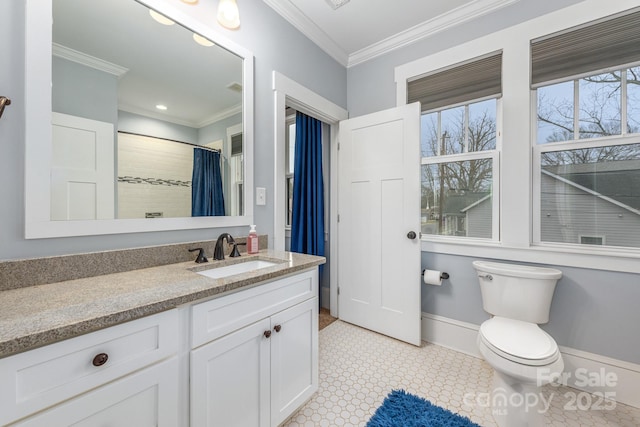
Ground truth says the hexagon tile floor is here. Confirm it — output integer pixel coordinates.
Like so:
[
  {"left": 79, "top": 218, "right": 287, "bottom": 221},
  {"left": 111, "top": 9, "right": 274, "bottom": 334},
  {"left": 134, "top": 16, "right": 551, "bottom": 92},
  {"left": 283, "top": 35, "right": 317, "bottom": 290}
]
[{"left": 283, "top": 320, "right": 640, "bottom": 427}]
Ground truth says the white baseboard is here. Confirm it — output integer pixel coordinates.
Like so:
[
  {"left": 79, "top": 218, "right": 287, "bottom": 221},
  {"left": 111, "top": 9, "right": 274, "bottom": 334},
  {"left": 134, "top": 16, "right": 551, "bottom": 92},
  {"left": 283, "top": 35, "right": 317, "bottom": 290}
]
[
  {"left": 421, "top": 312, "right": 482, "bottom": 359},
  {"left": 421, "top": 312, "right": 640, "bottom": 409}
]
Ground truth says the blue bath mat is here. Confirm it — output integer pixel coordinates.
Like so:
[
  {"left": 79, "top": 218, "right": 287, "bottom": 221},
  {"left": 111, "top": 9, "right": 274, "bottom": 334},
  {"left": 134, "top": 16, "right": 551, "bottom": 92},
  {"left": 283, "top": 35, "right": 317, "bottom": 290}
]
[{"left": 367, "top": 389, "right": 481, "bottom": 427}]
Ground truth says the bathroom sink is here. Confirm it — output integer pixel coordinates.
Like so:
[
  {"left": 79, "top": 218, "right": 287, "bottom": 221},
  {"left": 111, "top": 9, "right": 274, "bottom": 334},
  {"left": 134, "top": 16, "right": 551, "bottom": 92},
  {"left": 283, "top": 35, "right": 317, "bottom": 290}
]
[{"left": 195, "top": 260, "right": 280, "bottom": 279}]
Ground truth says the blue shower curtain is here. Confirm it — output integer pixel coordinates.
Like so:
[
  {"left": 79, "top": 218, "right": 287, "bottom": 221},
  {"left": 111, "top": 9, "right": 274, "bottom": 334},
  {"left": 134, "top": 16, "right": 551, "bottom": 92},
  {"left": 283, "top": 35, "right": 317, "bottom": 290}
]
[
  {"left": 192, "top": 148, "right": 225, "bottom": 216},
  {"left": 291, "top": 112, "right": 325, "bottom": 260}
]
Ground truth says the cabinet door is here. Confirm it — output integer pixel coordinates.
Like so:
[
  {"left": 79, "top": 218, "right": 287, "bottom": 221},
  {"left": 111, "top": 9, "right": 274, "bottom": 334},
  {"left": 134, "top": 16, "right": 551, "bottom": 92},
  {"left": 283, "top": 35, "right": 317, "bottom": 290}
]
[
  {"left": 191, "top": 318, "right": 271, "bottom": 427},
  {"left": 270, "top": 298, "right": 318, "bottom": 426},
  {"left": 13, "top": 358, "right": 179, "bottom": 427}
]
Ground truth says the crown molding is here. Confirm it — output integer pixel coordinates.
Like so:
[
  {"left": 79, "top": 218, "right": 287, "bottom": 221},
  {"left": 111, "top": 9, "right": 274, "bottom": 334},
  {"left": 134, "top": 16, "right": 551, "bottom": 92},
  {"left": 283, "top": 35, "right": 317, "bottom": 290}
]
[
  {"left": 262, "top": 0, "right": 349, "bottom": 66},
  {"left": 53, "top": 43, "right": 129, "bottom": 76},
  {"left": 263, "top": 0, "right": 520, "bottom": 68},
  {"left": 348, "top": 0, "right": 520, "bottom": 67},
  {"left": 197, "top": 103, "right": 243, "bottom": 128},
  {"left": 119, "top": 103, "right": 242, "bottom": 129}
]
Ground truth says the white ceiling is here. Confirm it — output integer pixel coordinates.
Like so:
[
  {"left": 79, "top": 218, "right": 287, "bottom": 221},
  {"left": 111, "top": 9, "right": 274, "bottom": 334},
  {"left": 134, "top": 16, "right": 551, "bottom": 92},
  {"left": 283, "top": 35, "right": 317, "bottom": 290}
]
[
  {"left": 54, "top": 0, "right": 243, "bottom": 128},
  {"left": 263, "top": 0, "right": 520, "bottom": 67}
]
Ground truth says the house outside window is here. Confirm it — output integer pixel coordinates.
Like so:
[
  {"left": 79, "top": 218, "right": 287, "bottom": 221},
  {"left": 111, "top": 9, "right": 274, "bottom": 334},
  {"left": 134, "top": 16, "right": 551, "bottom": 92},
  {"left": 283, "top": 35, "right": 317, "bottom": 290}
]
[
  {"left": 409, "top": 52, "right": 502, "bottom": 241},
  {"left": 532, "top": 10, "right": 640, "bottom": 250},
  {"left": 421, "top": 99, "right": 499, "bottom": 239}
]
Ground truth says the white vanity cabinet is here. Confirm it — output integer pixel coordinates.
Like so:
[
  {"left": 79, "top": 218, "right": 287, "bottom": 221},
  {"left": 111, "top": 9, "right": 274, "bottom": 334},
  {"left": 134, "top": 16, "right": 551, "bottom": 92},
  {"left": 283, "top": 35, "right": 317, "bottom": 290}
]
[
  {"left": 0, "top": 266, "right": 321, "bottom": 427},
  {"left": 0, "top": 309, "right": 179, "bottom": 426},
  {"left": 190, "top": 268, "right": 319, "bottom": 427}
]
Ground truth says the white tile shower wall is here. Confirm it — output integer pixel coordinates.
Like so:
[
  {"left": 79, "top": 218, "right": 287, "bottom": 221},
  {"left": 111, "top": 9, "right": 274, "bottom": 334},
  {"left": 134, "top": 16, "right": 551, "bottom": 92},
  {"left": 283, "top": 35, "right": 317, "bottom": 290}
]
[{"left": 117, "top": 133, "right": 193, "bottom": 219}]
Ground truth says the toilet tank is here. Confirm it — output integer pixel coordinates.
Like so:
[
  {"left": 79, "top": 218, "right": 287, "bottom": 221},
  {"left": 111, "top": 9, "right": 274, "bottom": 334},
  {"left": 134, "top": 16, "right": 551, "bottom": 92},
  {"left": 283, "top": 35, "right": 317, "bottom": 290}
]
[{"left": 472, "top": 261, "right": 562, "bottom": 324}]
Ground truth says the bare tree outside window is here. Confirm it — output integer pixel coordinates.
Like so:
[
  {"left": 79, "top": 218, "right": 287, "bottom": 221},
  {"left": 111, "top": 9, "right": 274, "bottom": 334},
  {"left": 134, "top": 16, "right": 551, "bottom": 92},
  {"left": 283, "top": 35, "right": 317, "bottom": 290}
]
[
  {"left": 536, "top": 66, "right": 640, "bottom": 248},
  {"left": 421, "top": 99, "right": 496, "bottom": 238}
]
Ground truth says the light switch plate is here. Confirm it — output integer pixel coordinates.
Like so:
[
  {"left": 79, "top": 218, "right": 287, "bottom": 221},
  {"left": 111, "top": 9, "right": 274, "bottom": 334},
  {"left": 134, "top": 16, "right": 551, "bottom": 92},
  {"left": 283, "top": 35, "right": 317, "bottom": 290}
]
[{"left": 256, "top": 187, "right": 266, "bottom": 205}]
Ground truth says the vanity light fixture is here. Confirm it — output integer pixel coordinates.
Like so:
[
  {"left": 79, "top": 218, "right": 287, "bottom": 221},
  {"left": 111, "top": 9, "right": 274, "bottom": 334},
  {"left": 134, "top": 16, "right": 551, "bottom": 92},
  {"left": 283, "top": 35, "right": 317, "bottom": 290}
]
[
  {"left": 217, "top": 0, "right": 240, "bottom": 30},
  {"left": 156, "top": 104, "right": 168, "bottom": 111},
  {"left": 149, "top": 9, "right": 175, "bottom": 25},
  {"left": 193, "top": 33, "right": 215, "bottom": 47}
]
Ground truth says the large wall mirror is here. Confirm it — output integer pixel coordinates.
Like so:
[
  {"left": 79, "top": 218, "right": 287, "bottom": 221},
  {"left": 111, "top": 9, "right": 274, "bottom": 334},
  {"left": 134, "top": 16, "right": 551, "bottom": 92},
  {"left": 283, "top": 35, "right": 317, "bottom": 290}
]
[{"left": 25, "top": 0, "right": 254, "bottom": 238}]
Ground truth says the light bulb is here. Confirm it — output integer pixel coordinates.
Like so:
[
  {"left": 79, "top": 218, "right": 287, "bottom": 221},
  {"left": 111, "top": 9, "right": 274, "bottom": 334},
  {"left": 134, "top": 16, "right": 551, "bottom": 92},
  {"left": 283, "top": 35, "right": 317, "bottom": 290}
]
[{"left": 217, "top": 0, "right": 240, "bottom": 29}]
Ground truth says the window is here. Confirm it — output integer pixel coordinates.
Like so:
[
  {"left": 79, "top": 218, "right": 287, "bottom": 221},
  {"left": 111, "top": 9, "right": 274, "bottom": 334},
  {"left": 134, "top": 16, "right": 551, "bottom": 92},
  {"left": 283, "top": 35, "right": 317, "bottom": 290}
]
[
  {"left": 285, "top": 116, "right": 296, "bottom": 227},
  {"left": 229, "top": 133, "right": 244, "bottom": 216},
  {"left": 409, "top": 52, "right": 502, "bottom": 240},
  {"left": 421, "top": 100, "right": 499, "bottom": 238},
  {"left": 532, "top": 9, "right": 640, "bottom": 250}
]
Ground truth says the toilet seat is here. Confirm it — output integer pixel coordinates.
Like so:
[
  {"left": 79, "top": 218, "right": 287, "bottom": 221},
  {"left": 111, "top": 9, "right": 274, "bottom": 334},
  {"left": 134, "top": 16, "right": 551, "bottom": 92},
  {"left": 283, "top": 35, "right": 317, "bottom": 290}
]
[{"left": 479, "top": 317, "right": 559, "bottom": 366}]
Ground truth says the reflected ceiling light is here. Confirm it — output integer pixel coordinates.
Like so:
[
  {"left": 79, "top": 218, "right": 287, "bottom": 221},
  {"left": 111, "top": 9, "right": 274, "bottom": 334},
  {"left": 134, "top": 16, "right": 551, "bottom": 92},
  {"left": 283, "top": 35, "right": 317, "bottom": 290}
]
[
  {"left": 217, "top": 0, "right": 240, "bottom": 30},
  {"left": 149, "top": 9, "right": 175, "bottom": 25},
  {"left": 156, "top": 104, "right": 168, "bottom": 111},
  {"left": 193, "top": 33, "right": 215, "bottom": 47}
]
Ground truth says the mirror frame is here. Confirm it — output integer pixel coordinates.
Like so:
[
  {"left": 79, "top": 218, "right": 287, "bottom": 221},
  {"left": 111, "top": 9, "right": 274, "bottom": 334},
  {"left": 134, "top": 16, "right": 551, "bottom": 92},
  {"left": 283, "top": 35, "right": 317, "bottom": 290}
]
[{"left": 25, "top": 0, "right": 254, "bottom": 238}]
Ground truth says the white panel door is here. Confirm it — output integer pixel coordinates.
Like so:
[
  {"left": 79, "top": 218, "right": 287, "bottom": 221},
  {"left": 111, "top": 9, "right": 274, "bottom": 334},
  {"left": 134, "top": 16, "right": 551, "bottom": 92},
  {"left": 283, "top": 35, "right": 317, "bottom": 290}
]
[
  {"left": 270, "top": 298, "right": 318, "bottom": 426},
  {"left": 191, "top": 318, "right": 271, "bottom": 427},
  {"left": 51, "top": 112, "right": 114, "bottom": 220},
  {"left": 338, "top": 102, "right": 421, "bottom": 346}
]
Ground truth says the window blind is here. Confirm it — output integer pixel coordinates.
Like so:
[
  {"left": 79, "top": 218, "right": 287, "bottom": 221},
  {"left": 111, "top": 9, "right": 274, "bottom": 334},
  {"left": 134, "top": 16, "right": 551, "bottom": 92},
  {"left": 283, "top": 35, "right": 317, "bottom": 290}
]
[
  {"left": 407, "top": 52, "right": 502, "bottom": 113},
  {"left": 231, "top": 133, "right": 243, "bottom": 155},
  {"left": 531, "top": 8, "right": 640, "bottom": 87}
]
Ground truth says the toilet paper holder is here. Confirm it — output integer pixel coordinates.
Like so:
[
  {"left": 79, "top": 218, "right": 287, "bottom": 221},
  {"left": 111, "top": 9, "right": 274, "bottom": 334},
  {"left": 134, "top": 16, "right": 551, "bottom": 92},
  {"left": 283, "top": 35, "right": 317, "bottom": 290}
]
[{"left": 421, "top": 269, "right": 449, "bottom": 280}]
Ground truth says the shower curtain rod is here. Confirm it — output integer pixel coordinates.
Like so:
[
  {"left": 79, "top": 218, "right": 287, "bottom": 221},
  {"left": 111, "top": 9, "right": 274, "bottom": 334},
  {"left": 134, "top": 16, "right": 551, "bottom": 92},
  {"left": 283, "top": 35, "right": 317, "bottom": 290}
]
[{"left": 118, "top": 131, "right": 221, "bottom": 153}]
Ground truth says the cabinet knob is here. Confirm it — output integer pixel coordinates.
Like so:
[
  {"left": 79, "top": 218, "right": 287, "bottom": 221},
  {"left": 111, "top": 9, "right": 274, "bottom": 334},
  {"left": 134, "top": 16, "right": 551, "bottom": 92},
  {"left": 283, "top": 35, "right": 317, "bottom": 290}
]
[
  {"left": 274, "top": 324, "right": 282, "bottom": 333},
  {"left": 263, "top": 330, "right": 272, "bottom": 338},
  {"left": 92, "top": 353, "right": 109, "bottom": 367}
]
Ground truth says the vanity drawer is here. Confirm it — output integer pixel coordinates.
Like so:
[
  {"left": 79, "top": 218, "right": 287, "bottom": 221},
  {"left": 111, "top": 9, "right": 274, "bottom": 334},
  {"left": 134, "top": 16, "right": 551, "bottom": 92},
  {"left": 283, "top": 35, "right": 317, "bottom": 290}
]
[
  {"left": 0, "top": 309, "right": 178, "bottom": 426},
  {"left": 192, "top": 268, "right": 317, "bottom": 348}
]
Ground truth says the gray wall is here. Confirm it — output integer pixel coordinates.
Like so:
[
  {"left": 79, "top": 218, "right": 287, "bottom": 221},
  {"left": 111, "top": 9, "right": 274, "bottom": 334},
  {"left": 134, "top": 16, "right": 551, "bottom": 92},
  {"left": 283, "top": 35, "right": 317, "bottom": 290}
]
[
  {"left": 53, "top": 57, "right": 118, "bottom": 127},
  {"left": 346, "top": 0, "right": 638, "bottom": 364},
  {"left": 0, "top": 0, "right": 346, "bottom": 260},
  {"left": 118, "top": 110, "right": 199, "bottom": 144},
  {"left": 422, "top": 252, "right": 640, "bottom": 364},
  {"left": 198, "top": 113, "right": 242, "bottom": 146}
]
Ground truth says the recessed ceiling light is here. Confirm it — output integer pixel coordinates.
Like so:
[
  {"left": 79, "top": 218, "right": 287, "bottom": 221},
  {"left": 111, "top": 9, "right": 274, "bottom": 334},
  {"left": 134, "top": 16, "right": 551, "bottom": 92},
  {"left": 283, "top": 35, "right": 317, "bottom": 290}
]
[
  {"left": 156, "top": 104, "right": 168, "bottom": 111},
  {"left": 181, "top": 0, "right": 198, "bottom": 4},
  {"left": 149, "top": 9, "right": 174, "bottom": 26},
  {"left": 325, "top": 0, "right": 350, "bottom": 10},
  {"left": 193, "top": 33, "right": 215, "bottom": 47}
]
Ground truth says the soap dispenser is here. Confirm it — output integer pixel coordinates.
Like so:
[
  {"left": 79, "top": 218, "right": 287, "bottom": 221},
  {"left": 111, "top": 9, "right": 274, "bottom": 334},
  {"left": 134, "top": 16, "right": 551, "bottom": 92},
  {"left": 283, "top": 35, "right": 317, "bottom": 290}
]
[{"left": 247, "top": 224, "right": 259, "bottom": 254}]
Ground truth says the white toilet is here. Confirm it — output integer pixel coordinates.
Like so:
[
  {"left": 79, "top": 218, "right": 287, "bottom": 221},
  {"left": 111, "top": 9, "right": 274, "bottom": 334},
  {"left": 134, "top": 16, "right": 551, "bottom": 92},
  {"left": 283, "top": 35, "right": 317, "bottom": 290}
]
[{"left": 472, "top": 260, "right": 564, "bottom": 427}]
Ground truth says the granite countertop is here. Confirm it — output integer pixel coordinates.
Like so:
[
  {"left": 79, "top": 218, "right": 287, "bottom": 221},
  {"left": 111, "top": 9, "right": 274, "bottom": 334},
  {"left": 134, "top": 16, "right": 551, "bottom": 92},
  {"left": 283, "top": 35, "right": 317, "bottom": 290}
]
[{"left": 0, "top": 250, "right": 325, "bottom": 358}]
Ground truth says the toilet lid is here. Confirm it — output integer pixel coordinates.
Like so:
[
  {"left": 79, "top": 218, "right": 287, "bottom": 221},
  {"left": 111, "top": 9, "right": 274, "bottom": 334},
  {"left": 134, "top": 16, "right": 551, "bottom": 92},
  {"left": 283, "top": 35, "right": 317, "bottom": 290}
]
[{"left": 479, "top": 317, "right": 559, "bottom": 365}]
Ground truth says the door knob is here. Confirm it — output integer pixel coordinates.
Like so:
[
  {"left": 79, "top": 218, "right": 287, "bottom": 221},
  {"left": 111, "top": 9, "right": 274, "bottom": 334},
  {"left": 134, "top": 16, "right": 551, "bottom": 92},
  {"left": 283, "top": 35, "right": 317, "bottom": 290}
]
[
  {"left": 274, "top": 324, "right": 282, "bottom": 333},
  {"left": 407, "top": 231, "right": 417, "bottom": 239},
  {"left": 263, "top": 330, "right": 272, "bottom": 338}
]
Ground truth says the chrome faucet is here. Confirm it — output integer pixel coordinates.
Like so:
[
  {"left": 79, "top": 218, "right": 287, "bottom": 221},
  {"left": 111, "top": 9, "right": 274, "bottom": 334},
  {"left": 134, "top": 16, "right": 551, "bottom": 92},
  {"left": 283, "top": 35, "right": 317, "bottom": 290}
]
[{"left": 213, "top": 233, "right": 236, "bottom": 260}]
